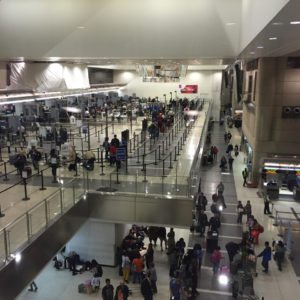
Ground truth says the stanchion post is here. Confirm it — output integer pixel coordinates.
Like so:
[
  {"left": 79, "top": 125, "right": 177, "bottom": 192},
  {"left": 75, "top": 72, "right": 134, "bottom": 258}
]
[
  {"left": 168, "top": 133, "right": 171, "bottom": 146},
  {"left": 129, "top": 139, "right": 132, "bottom": 153},
  {"left": 97, "top": 148, "right": 100, "bottom": 163},
  {"left": 3, "top": 162, "right": 9, "bottom": 181},
  {"left": 100, "top": 151, "right": 105, "bottom": 176},
  {"left": 162, "top": 159, "right": 166, "bottom": 177},
  {"left": 166, "top": 136, "right": 168, "bottom": 150},
  {"left": 133, "top": 133, "right": 136, "bottom": 151},
  {"left": 142, "top": 155, "right": 145, "bottom": 171},
  {"left": 169, "top": 153, "right": 172, "bottom": 169},
  {"left": 143, "top": 163, "right": 147, "bottom": 183},
  {"left": 136, "top": 147, "right": 140, "bottom": 164},
  {"left": 177, "top": 141, "right": 180, "bottom": 155},
  {"left": 98, "top": 131, "right": 100, "bottom": 142},
  {"left": 172, "top": 129, "right": 174, "bottom": 141},
  {"left": 74, "top": 163, "right": 79, "bottom": 177},
  {"left": 144, "top": 140, "right": 146, "bottom": 155},
  {"left": 174, "top": 147, "right": 177, "bottom": 161},
  {"left": 158, "top": 145, "right": 161, "bottom": 160},
  {"left": 22, "top": 178, "right": 30, "bottom": 200},
  {"left": 162, "top": 141, "right": 165, "bottom": 155},
  {"left": 116, "top": 165, "right": 120, "bottom": 184},
  {"left": 40, "top": 170, "right": 46, "bottom": 190},
  {"left": 154, "top": 149, "right": 157, "bottom": 165}
]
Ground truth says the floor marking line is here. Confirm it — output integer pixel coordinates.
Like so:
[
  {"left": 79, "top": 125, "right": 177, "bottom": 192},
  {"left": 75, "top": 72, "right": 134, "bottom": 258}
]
[{"left": 196, "top": 288, "right": 232, "bottom": 296}]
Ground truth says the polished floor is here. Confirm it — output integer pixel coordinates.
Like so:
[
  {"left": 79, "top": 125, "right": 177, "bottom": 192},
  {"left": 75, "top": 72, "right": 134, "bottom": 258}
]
[{"left": 16, "top": 120, "right": 300, "bottom": 300}]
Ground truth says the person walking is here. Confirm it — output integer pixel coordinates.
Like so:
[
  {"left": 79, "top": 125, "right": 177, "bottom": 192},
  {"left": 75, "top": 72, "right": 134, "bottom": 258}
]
[
  {"left": 244, "top": 200, "right": 252, "bottom": 220},
  {"left": 102, "top": 279, "right": 114, "bottom": 300},
  {"left": 115, "top": 280, "right": 129, "bottom": 300},
  {"left": 103, "top": 137, "right": 110, "bottom": 161},
  {"left": 257, "top": 241, "right": 272, "bottom": 273},
  {"left": 28, "top": 146, "right": 41, "bottom": 171},
  {"left": 68, "top": 145, "right": 77, "bottom": 171},
  {"left": 145, "top": 243, "right": 154, "bottom": 269},
  {"left": 216, "top": 181, "right": 225, "bottom": 196},
  {"left": 242, "top": 168, "right": 249, "bottom": 187},
  {"left": 264, "top": 195, "right": 272, "bottom": 215},
  {"left": 197, "top": 210, "right": 208, "bottom": 237},
  {"left": 210, "top": 246, "right": 223, "bottom": 274},
  {"left": 236, "top": 201, "right": 244, "bottom": 224}
]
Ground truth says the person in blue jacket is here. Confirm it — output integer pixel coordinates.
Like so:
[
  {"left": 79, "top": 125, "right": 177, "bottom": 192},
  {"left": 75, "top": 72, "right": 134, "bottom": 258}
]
[{"left": 257, "top": 241, "right": 272, "bottom": 273}]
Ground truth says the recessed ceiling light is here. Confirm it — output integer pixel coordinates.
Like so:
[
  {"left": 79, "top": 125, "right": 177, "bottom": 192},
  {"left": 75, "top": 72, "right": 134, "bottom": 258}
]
[
  {"left": 77, "top": 26, "right": 86, "bottom": 29},
  {"left": 257, "top": 46, "right": 264, "bottom": 49},
  {"left": 249, "top": 52, "right": 255, "bottom": 55},
  {"left": 226, "top": 22, "right": 236, "bottom": 26},
  {"left": 272, "top": 22, "right": 283, "bottom": 26},
  {"left": 269, "top": 37, "right": 277, "bottom": 40},
  {"left": 290, "top": 21, "right": 300, "bottom": 25}
]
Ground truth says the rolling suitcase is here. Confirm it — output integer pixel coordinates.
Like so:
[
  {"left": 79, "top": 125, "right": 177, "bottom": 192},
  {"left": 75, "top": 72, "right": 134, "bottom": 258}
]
[
  {"left": 206, "top": 230, "right": 218, "bottom": 253},
  {"left": 24, "top": 166, "right": 32, "bottom": 176}
]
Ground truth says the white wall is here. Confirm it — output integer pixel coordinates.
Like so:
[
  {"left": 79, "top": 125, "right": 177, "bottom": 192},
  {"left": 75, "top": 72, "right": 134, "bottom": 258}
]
[
  {"left": 67, "top": 220, "right": 116, "bottom": 266},
  {"left": 114, "top": 70, "right": 222, "bottom": 120}
]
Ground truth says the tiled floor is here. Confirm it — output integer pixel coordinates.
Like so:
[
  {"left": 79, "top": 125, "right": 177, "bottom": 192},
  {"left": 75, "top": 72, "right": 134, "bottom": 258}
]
[{"left": 9, "top": 114, "right": 300, "bottom": 300}]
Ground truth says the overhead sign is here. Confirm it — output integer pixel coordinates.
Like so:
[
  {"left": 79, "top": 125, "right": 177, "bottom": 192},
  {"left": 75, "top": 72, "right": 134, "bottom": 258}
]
[
  {"left": 179, "top": 85, "right": 198, "bottom": 94},
  {"left": 116, "top": 147, "right": 127, "bottom": 160}
]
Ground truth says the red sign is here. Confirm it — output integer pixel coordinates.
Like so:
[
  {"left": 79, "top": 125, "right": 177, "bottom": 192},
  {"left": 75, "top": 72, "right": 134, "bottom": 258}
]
[{"left": 179, "top": 85, "right": 198, "bottom": 94}]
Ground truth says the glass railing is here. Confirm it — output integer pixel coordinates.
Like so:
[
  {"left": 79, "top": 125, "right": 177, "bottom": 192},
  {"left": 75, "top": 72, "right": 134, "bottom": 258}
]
[
  {"left": 0, "top": 177, "right": 86, "bottom": 269},
  {"left": 0, "top": 98, "right": 210, "bottom": 270}
]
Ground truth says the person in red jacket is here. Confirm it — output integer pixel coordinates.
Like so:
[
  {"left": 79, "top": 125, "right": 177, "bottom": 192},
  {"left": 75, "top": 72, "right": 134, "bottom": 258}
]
[
  {"left": 109, "top": 144, "right": 116, "bottom": 166},
  {"left": 210, "top": 246, "right": 223, "bottom": 274}
]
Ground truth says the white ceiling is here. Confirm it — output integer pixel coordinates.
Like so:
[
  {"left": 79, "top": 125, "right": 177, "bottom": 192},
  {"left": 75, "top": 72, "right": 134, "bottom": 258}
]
[
  {"left": 240, "top": 0, "right": 300, "bottom": 59},
  {"left": 0, "top": 0, "right": 297, "bottom": 68},
  {"left": 0, "top": 0, "right": 241, "bottom": 59}
]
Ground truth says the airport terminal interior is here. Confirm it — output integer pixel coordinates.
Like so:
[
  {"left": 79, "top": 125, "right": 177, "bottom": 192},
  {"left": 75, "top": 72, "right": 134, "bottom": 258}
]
[{"left": 1, "top": 0, "right": 300, "bottom": 299}]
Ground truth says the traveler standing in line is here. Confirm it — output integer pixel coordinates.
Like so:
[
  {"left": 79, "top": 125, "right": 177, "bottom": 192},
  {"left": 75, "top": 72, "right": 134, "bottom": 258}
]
[
  {"left": 236, "top": 201, "right": 244, "bottom": 224},
  {"left": 68, "top": 145, "right": 77, "bottom": 171},
  {"left": 111, "top": 134, "right": 120, "bottom": 147},
  {"left": 141, "top": 272, "right": 153, "bottom": 300},
  {"left": 103, "top": 137, "right": 110, "bottom": 161},
  {"left": 115, "top": 280, "right": 129, "bottom": 300},
  {"left": 167, "top": 227, "right": 175, "bottom": 241},
  {"left": 170, "top": 277, "right": 181, "bottom": 300},
  {"left": 257, "top": 241, "right": 272, "bottom": 273},
  {"left": 149, "top": 263, "right": 158, "bottom": 294},
  {"left": 145, "top": 243, "right": 154, "bottom": 269},
  {"left": 102, "top": 278, "right": 114, "bottom": 300},
  {"left": 132, "top": 254, "right": 144, "bottom": 283},
  {"left": 274, "top": 241, "right": 285, "bottom": 271},
  {"left": 242, "top": 168, "right": 249, "bottom": 187},
  {"left": 50, "top": 148, "right": 59, "bottom": 183},
  {"left": 28, "top": 146, "right": 41, "bottom": 171},
  {"left": 122, "top": 251, "right": 131, "bottom": 283}
]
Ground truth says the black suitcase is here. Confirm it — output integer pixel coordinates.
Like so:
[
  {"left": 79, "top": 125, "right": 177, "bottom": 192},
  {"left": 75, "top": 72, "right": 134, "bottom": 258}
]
[{"left": 206, "top": 231, "right": 218, "bottom": 253}]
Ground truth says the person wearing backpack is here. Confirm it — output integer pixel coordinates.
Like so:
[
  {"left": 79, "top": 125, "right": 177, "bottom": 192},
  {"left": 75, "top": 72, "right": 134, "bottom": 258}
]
[
  {"left": 236, "top": 201, "right": 244, "bottom": 224},
  {"left": 210, "top": 246, "right": 223, "bottom": 274},
  {"left": 242, "top": 168, "right": 249, "bottom": 187}
]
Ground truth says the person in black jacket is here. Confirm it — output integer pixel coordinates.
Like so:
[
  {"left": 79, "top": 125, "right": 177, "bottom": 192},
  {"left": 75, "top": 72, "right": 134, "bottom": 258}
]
[
  {"left": 209, "top": 214, "right": 221, "bottom": 232},
  {"left": 141, "top": 272, "right": 153, "bottom": 300},
  {"left": 197, "top": 210, "right": 208, "bottom": 237},
  {"left": 102, "top": 279, "right": 114, "bottom": 300},
  {"left": 115, "top": 280, "right": 129, "bottom": 300}
]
